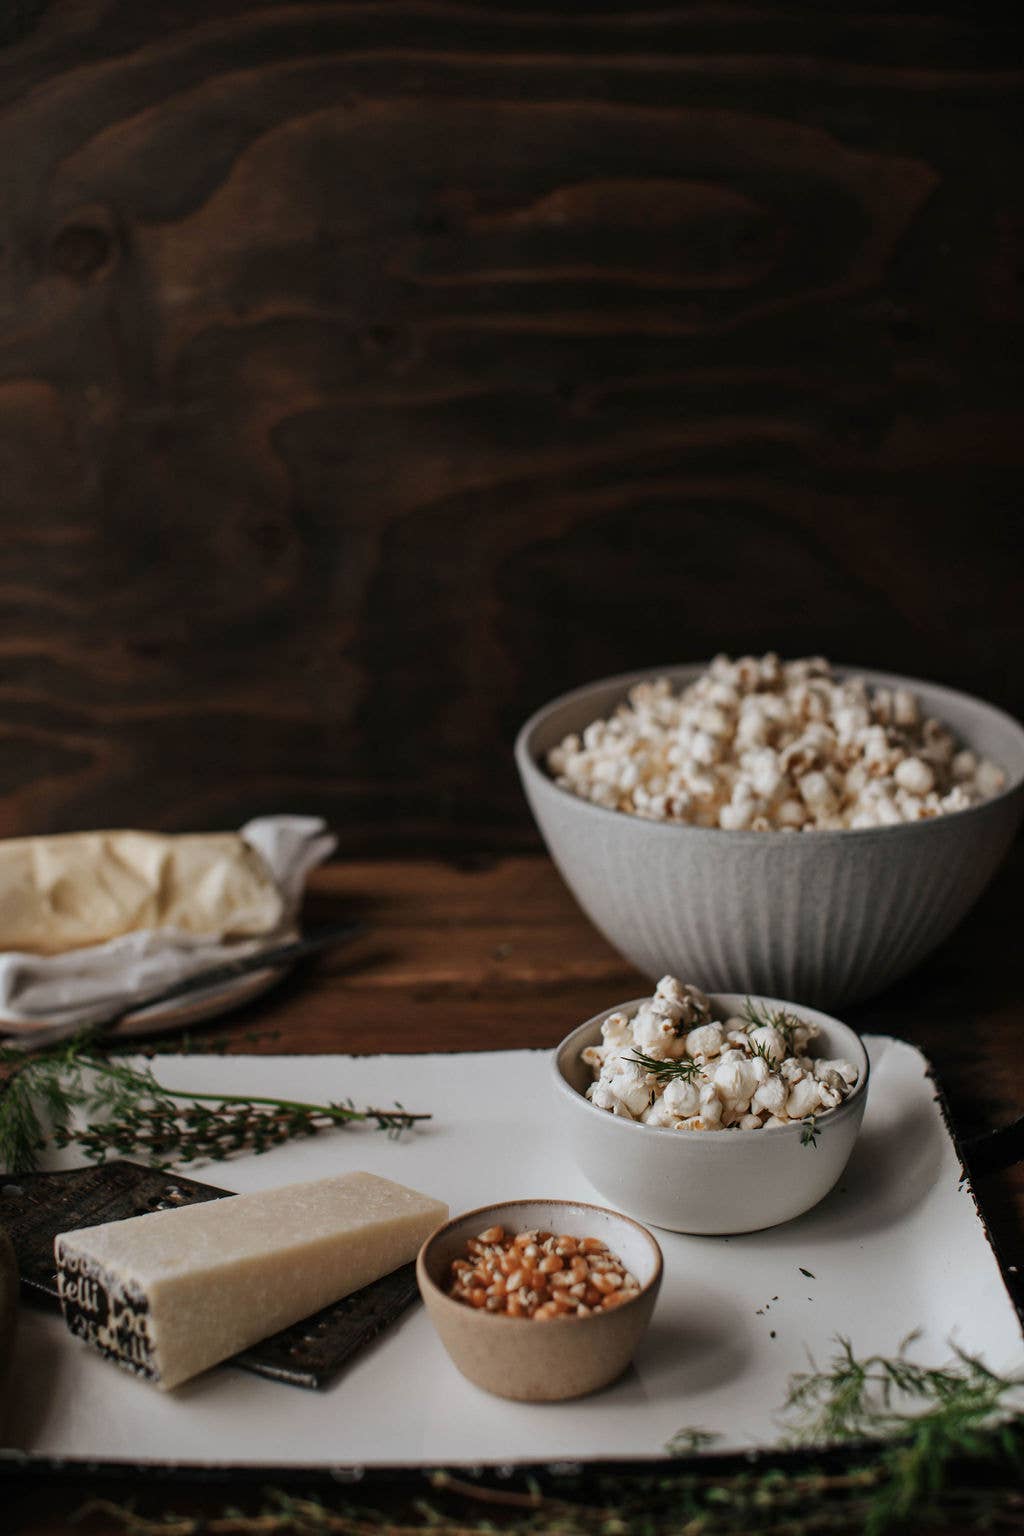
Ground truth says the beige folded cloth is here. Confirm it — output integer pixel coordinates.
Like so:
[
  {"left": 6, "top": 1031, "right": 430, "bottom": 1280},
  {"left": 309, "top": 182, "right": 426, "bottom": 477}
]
[{"left": 0, "top": 829, "right": 284, "bottom": 956}]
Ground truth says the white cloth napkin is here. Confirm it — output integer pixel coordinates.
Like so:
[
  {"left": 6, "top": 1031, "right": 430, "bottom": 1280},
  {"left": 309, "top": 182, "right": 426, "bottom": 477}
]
[{"left": 0, "top": 815, "right": 336, "bottom": 1033}]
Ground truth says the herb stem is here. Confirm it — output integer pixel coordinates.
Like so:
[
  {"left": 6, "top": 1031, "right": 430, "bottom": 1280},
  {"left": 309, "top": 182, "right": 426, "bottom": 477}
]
[
  {"left": 627, "top": 1049, "right": 701, "bottom": 1082},
  {"left": 1, "top": 1039, "right": 431, "bottom": 1174},
  {"left": 75, "top": 1055, "right": 429, "bottom": 1124}
]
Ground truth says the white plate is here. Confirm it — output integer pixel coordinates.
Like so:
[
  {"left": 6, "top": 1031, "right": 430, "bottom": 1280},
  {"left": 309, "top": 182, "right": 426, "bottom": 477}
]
[{"left": 2, "top": 1037, "right": 1020, "bottom": 1465}]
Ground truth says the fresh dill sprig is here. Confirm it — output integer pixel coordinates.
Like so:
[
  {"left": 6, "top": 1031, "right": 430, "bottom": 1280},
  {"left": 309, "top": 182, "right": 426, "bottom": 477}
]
[
  {"left": 626, "top": 1050, "right": 702, "bottom": 1083},
  {"left": 749, "top": 1037, "right": 781, "bottom": 1070},
  {"left": 783, "top": 1336, "right": 1024, "bottom": 1534},
  {"left": 0, "top": 1038, "right": 430, "bottom": 1175},
  {"left": 664, "top": 1426, "right": 722, "bottom": 1456},
  {"left": 0, "top": 1039, "right": 87, "bottom": 1173},
  {"left": 783, "top": 1334, "right": 1019, "bottom": 1443},
  {"left": 741, "top": 996, "right": 805, "bottom": 1053}
]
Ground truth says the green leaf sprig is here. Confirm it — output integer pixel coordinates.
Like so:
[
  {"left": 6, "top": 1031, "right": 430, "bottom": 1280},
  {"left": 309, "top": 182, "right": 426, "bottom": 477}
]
[
  {"left": 800, "top": 1114, "right": 820, "bottom": 1147},
  {"left": 782, "top": 1336, "right": 1024, "bottom": 1533},
  {"left": 0, "top": 1037, "right": 429, "bottom": 1175},
  {"left": 784, "top": 1334, "right": 1020, "bottom": 1443},
  {"left": 626, "top": 1049, "right": 702, "bottom": 1083},
  {"left": 749, "top": 1037, "right": 781, "bottom": 1070},
  {"left": 740, "top": 996, "right": 806, "bottom": 1053},
  {"left": 664, "top": 1426, "right": 723, "bottom": 1456}
]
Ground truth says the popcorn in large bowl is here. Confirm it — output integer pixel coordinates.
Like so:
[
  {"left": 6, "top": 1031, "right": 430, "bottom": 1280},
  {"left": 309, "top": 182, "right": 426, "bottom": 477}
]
[
  {"left": 546, "top": 655, "right": 1006, "bottom": 831},
  {"left": 516, "top": 660, "right": 1024, "bottom": 1006}
]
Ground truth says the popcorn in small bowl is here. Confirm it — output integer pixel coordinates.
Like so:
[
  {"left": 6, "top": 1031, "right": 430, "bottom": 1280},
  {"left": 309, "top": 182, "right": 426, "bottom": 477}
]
[
  {"left": 552, "top": 990, "right": 870, "bottom": 1234},
  {"left": 583, "top": 975, "right": 859, "bottom": 1136}
]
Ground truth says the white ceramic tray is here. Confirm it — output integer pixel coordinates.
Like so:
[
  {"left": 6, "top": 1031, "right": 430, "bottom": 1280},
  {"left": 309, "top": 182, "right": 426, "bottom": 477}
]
[{"left": 2, "top": 1037, "right": 1021, "bottom": 1466}]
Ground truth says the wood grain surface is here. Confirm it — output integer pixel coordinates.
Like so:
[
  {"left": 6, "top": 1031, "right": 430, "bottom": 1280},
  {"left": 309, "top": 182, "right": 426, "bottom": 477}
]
[
  {"left": 1, "top": 5, "right": 1021, "bottom": 1527},
  {"left": 1, "top": 3, "right": 1022, "bottom": 848}
]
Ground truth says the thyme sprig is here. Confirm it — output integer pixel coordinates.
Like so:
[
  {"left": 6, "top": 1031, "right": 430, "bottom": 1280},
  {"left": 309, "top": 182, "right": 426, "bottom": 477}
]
[
  {"left": 626, "top": 1049, "right": 702, "bottom": 1083},
  {"left": 0, "top": 1038, "right": 429, "bottom": 1175}
]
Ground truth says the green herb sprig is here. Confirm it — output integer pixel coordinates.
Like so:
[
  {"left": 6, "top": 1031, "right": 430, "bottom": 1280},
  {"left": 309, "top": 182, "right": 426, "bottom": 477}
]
[
  {"left": 740, "top": 997, "right": 805, "bottom": 1053},
  {"left": 784, "top": 1334, "right": 1021, "bottom": 1443},
  {"left": 800, "top": 1114, "right": 820, "bottom": 1147},
  {"left": 664, "top": 1426, "right": 723, "bottom": 1456},
  {"left": 0, "top": 1038, "right": 429, "bottom": 1175},
  {"left": 782, "top": 1336, "right": 1024, "bottom": 1533},
  {"left": 749, "top": 1037, "right": 781, "bottom": 1070},
  {"left": 626, "top": 1050, "right": 701, "bottom": 1083}
]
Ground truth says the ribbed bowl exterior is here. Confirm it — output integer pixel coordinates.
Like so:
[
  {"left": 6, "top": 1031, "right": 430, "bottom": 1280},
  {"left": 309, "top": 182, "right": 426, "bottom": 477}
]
[{"left": 516, "top": 666, "right": 1024, "bottom": 1008}]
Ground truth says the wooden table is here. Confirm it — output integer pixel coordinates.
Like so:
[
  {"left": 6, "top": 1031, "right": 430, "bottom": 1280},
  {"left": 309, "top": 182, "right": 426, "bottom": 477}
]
[{"left": 5, "top": 850, "right": 1023, "bottom": 1534}]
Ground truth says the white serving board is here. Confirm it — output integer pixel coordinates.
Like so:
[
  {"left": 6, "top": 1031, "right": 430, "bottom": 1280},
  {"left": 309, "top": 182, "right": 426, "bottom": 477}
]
[{"left": 3, "top": 1037, "right": 1021, "bottom": 1466}]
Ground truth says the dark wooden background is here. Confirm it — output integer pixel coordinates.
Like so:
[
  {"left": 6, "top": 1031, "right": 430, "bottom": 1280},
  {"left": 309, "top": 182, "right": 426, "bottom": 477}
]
[{"left": 1, "top": 2, "right": 1022, "bottom": 853}]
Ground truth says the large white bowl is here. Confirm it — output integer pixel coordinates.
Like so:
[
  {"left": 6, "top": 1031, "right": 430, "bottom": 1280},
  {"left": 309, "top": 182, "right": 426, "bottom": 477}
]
[
  {"left": 516, "top": 664, "right": 1024, "bottom": 1006},
  {"left": 553, "top": 993, "right": 870, "bottom": 1234}
]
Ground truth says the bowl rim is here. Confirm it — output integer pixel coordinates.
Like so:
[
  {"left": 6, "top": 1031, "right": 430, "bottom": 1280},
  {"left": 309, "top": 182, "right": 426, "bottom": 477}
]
[
  {"left": 416, "top": 1196, "right": 664, "bottom": 1326},
  {"left": 552, "top": 991, "right": 870, "bottom": 1146},
  {"left": 515, "top": 660, "right": 1024, "bottom": 843}
]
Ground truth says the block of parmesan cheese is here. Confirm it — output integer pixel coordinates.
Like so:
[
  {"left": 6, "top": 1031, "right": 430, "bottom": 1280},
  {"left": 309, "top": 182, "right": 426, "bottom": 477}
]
[{"left": 55, "top": 1172, "right": 447, "bottom": 1389}]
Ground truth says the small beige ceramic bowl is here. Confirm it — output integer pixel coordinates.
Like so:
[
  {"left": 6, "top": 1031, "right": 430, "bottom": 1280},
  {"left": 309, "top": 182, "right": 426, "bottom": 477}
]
[
  {"left": 416, "top": 1198, "right": 663, "bottom": 1401},
  {"left": 553, "top": 993, "right": 870, "bottom": 1234}
]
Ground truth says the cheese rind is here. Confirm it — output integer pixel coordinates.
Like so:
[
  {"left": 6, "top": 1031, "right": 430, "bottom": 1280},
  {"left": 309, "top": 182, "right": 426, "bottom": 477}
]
[{"left": 55, "top": 1172, "right": 447, "bottom": 1389}]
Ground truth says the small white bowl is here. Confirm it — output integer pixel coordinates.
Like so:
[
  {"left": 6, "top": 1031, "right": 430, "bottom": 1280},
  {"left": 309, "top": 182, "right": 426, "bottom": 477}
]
[
  {"left": 417, "top": 1198, "right": 663, "bottom": 1401},
  {"left": 516, "top": 664, "right": 1024, "bottom": 1006},
  {"left": 552, "top": 993, "right": 870, "bottom": 1234}
]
